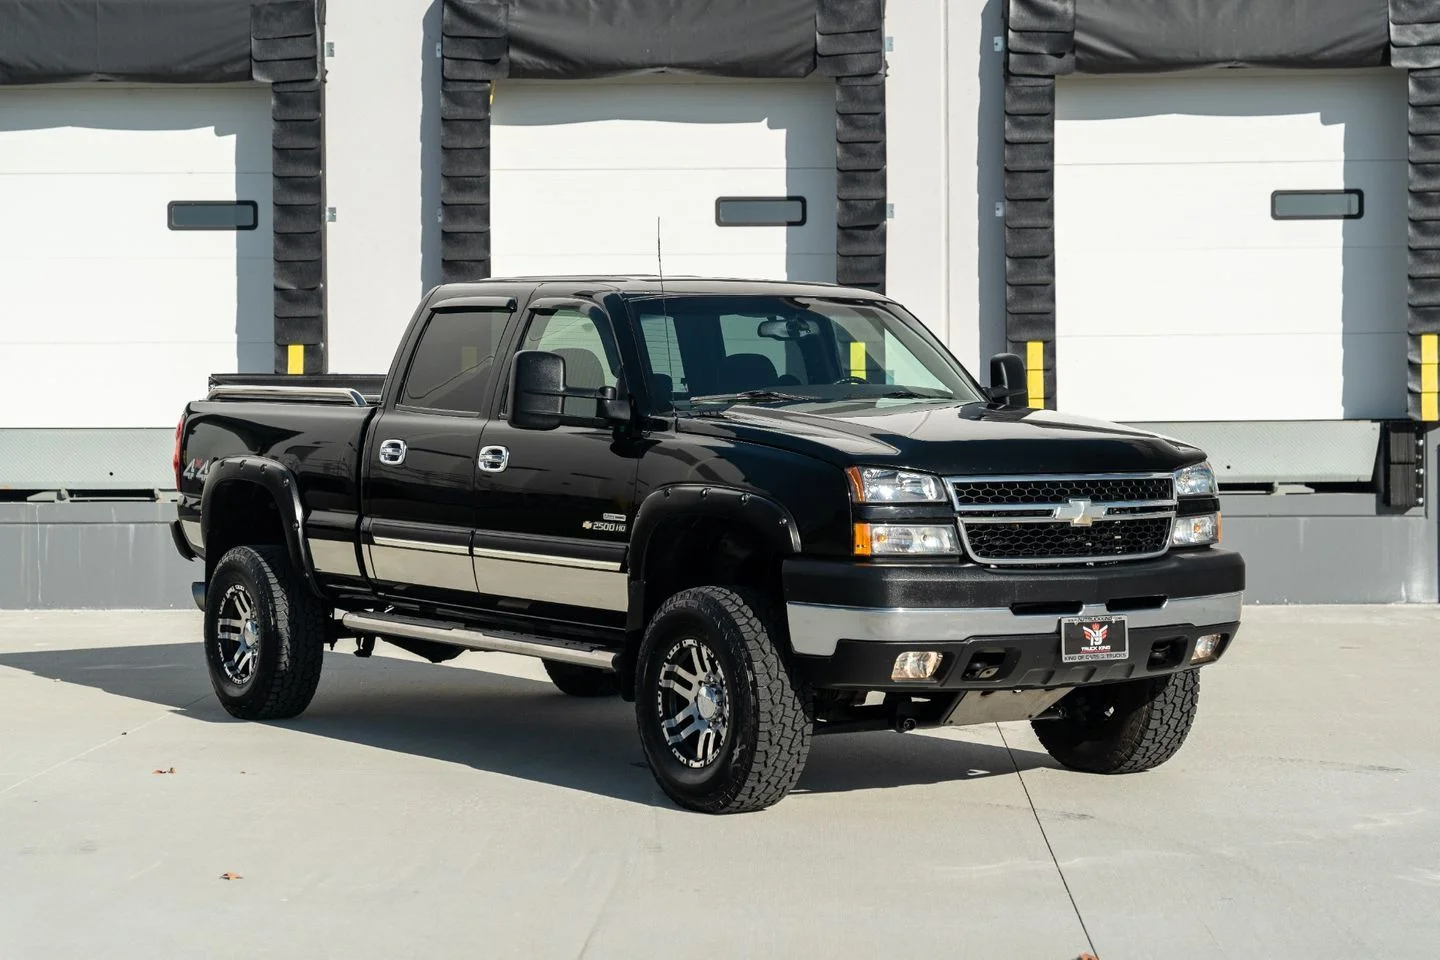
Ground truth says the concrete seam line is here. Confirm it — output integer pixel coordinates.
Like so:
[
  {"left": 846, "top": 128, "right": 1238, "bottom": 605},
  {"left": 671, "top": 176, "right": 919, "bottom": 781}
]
[{"left": 996, "top": 721, "right": 1098, "bottom": 957}]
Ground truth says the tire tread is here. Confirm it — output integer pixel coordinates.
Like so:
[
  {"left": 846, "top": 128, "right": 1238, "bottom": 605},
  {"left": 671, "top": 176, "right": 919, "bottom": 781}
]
[
  {"left": 1033, "top": 670, "right": 1199, "bottom": 774},
  {"left": 207, "top": 545, "right": 326, "bottom": 721},
  {"left": 639, "top": 585, "right": 813, "bottom": 813}
]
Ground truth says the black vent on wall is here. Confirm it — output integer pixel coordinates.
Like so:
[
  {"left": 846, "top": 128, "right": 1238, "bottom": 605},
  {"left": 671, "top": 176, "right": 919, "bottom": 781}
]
[
  {"left": 253, "top": 0, "right": 326, "bottom": 374},
  {"left": 1383, "top": 420, "right": 1425, "bottom": 508},
  {"left": 1001, "top": 0, "right": 1073, "bottom": 409},
  {"left": 820, "top": 0, "right": 887, "bottom": 292},
  {"left": 439, "top": 0, "right": 506, "bottom": 284},
  {"left": 1392, "top": 0, "right": 1440, "bottom": 423}
]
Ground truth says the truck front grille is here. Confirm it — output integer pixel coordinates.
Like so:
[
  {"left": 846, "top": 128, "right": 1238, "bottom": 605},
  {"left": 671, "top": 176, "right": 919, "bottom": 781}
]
[
  {"left": 961, "top": 517, "right": 1173, "bottom": 563},
  {"left": 947, "top": 473, "right": 1176, "bottom": 566}
]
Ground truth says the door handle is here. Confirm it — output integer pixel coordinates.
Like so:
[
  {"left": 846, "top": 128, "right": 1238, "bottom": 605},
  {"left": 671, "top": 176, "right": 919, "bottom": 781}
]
[
  {"left": 478, "top": 445, "right": 509, "bottom": 473},
  {"left": 378, "top": 439, "right": 407, "bottom": 466}
]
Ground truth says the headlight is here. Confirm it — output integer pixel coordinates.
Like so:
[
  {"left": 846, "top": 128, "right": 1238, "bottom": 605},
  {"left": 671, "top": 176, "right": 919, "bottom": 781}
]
[
  {"left": 1173, "top": 461, "right": 1217, "bottom": 497},
  {"left": 854, "top": 523, "right": 959, "bottom": 556},
  {"left": 846, "top": 467, "right": 945, "bottom": 503},
  {"left": 1172, "top": 513, "right": 1220, "bottom": 547}
]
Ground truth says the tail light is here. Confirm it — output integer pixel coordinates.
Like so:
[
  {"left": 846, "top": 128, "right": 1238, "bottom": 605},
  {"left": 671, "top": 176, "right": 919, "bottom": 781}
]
[{"left": 172, "top": 417, "right": 185, "bottom": 489}]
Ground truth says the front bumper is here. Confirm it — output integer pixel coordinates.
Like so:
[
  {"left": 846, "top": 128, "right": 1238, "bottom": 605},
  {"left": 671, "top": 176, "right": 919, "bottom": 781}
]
[{"left": 783, "top": 548, "right": 1244, "bottom": 691}]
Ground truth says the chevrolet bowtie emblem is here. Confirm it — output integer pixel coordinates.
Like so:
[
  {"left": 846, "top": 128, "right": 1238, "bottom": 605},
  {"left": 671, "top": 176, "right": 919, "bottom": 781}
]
[{"left": 1053, "top": 498, "right": 1104, "bottom": 527}]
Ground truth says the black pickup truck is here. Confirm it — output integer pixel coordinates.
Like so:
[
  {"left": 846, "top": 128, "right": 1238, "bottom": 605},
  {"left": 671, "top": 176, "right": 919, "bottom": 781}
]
[{"left": 171, "top": 276, "right": 1244, "bottom": 814}]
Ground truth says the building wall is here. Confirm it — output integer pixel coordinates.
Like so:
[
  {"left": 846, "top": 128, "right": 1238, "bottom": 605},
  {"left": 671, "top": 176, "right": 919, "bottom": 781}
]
[{"left": 1, "top": 0, "right": 1435, "bottom": 608}]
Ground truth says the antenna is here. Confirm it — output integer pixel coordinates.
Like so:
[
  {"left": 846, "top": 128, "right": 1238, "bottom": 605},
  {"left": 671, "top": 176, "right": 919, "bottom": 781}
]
[{"left": 655, "top": 216, "right": 667, "bottom": 297}]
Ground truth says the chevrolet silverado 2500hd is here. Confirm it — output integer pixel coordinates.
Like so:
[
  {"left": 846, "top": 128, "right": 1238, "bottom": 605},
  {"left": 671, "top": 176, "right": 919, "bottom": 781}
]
[{"left": 171, "top": 276, "right": 1245, "bottom": 814}]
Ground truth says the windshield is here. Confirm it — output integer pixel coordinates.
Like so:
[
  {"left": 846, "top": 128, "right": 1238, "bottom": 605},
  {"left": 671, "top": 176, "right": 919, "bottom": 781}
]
[{"left": 623, "top": 294, "right": 985, "bottom": 411}]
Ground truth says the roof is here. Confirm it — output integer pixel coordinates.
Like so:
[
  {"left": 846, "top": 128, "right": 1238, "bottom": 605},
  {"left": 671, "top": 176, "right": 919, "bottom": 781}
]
[{"left": 429, "top": 275, "right": 891, "bottom": 301}]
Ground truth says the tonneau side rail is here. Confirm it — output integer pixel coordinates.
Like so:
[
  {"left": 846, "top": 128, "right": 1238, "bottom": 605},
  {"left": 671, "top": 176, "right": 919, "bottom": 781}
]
[{"left": 206, "top": 384, "right": 371, "bottom": 406}]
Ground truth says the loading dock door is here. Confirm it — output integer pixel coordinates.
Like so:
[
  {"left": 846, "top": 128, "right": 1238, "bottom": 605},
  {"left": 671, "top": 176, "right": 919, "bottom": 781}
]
[
  {"left": 489, "top": 76, "right": 837, "bottom": 282},
  {"left": 0, "top": 84, "right": 272, "bottom": 430},
  {"left": 1054, "top": 69, "right": 1407, "bottom": 422}
]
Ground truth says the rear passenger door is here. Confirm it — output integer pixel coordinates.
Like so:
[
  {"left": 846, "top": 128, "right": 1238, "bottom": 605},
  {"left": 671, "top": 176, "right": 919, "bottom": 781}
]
[
  {"left": 470, "top": 299, "right": 640, "bottom": 617},
  {"left": 361, "top": 300, "right": 516, "bottom": 605}
]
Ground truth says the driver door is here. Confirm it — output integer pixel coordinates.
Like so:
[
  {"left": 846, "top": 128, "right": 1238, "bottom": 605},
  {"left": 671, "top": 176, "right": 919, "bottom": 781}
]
[{"left": 470, "top": 298, "right": 640, "bottom": 617}]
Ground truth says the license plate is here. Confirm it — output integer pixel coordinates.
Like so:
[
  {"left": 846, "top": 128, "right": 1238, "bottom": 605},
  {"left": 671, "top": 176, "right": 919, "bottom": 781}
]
[{"left": 1060, "top": 615, "right": 1129, "bottom": 663}]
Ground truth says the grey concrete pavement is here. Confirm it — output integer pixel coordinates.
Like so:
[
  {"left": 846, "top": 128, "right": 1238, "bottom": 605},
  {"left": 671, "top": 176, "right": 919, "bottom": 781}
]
[{"left": 1, "top": 607, "right": 1437, "bottom": 959}]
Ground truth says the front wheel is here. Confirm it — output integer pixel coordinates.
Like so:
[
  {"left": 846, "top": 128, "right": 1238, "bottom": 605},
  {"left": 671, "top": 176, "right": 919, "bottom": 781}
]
[
  {"left": 203, "top": 544, "right": 326, "bottom": 721},
  {"left": 1032, "top": 670, "right": 1200, "bottom": 774},
  {"left": 634, "top": 586, "right": 813, "bottom": 814}
]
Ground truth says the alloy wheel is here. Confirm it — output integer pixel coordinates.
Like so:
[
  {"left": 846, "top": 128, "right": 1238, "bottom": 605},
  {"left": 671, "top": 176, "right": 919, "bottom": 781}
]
[{"left": 655, "top": 636, "right": 731, "bottom": 768}]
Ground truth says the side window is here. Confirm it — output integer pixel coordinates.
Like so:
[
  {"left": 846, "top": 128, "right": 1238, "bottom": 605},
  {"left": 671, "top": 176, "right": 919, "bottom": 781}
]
[
  {"left": 520, "top": 308, "right": 621, "bottom": 417},
  {"left": 717, "top": 314, "right": 803, "bottom": 389},
  {"left": 639, "top": 314, "right": 686, "bottom": 410},
  {"left": 399, "top": 308, "right": 510, "bottom": 414}
]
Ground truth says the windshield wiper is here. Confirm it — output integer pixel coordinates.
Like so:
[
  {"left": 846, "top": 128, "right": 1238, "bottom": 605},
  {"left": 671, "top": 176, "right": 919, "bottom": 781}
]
[
  {"left": 840, "top": 389, "right": 950, "bottom": 400},
  {"left": 689, "top": 389, "right": 814, "bottom": 404}
]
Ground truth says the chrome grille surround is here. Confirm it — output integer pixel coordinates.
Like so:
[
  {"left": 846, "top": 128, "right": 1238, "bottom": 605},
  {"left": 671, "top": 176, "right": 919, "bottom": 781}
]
[{"left": 946, "top": 472, "right": 1177, "bottom": 566}]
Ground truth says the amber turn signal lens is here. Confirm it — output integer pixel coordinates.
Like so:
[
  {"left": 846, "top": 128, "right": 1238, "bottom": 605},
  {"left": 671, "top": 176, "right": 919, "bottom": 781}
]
[{"left": 852, "top": 522, "right": 872, "bottom": 556}]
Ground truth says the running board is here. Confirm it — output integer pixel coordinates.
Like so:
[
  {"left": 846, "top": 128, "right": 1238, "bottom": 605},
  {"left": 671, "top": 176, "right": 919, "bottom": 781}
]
[{"left": 339, "top": 612, "right": 619, "bottom": 672}]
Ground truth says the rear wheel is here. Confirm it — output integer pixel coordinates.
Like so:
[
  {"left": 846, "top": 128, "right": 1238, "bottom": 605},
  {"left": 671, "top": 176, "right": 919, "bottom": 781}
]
[
  {"left": 542, "top": 659, "right": 619, "bottom": 697},
  {"left": 634, "top": 586, "right": 813, "bottom": 814},
  {"left": 203, "top": 544, "right": 326, "bottom": 721},
  {"left": 1032, "top": 670, "right": 1200, "bottom": 774}
]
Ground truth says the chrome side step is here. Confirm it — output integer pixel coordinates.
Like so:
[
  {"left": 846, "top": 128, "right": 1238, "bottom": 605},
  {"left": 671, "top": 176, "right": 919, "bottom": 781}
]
[{"left": 340, "top": 612, "right": 619, "bottom": 672}]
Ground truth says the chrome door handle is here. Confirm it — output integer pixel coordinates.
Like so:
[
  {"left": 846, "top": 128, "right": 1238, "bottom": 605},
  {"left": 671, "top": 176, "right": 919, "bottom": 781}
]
[
  {"left": 378, "top": 439, "right": 407, "bottom": 465},
  {"left": 478, "top": 445, "right": 509, "bottom": 473}
]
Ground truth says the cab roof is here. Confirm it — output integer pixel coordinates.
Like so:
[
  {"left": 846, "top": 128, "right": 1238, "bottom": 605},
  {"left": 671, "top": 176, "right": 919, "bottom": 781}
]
[{"left": 429, "top": 275, "right": 892, "bottom": 302}]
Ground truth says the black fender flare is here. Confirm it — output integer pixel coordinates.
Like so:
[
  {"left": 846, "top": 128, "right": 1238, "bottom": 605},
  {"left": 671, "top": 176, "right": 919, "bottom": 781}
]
[
  {"left": 625, "top": 483, "right": 802, "bottom": 629},
  {"left": 200, "top": 456, "right": 324, "bottom": 599}
]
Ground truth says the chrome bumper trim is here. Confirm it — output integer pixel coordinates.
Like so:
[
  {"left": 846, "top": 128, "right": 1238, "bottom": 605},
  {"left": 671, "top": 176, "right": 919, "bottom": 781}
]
[{"left": 785, "top": 591, "right": 1244, "bottom": 657}]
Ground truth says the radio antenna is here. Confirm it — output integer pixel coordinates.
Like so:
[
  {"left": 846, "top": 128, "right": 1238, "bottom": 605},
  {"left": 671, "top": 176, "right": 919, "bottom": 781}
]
[{"left": 656, "top": 216, "right": 667, "bottom": 298}]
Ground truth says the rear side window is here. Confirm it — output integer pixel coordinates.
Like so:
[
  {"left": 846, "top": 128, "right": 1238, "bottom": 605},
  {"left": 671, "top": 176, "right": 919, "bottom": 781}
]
[{"left": 399, "top": 308, "right": 510, "bottom": 414}]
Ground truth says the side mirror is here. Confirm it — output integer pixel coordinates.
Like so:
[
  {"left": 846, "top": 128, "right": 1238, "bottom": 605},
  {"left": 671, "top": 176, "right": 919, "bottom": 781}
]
[
  {"left": 987, "top": 352, "right": 1029, "bottom": 409},
  {"left": 510, "top": 350, "right": 566, "bottom": 430},
  {"left": 510, "top": 350, "right": 633, "bottom": 430}
]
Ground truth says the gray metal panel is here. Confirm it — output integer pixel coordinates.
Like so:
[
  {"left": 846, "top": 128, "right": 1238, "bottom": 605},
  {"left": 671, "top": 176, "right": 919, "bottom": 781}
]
[
  {"left": 1219, "top": 426, "right": 1438, "bottom": 603},
  {"left": 1223, "top": 515, "right": 1436, "bottom": 603},
  {"left": 0, "top": 429, "right": 177, "bottom": 491},
  {"left": 1124, "top": 421, "right": 1382, "bottom": 484},
  {"left": 0, "top": 502, "right": 196, "bottom": 609}
]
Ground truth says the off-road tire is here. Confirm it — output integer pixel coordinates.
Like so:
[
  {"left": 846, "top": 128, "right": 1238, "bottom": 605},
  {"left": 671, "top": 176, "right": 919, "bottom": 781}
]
[
  {"left": 542, "top": 659, "right": 620, "bottom": 697},
  {"left": 634, "top": 585, "right": 813, "bottom": 814},
  {"left": 203, "top": 544, "right": 326, "bottom": 721},
  {"left": 1032, "top": 669, "right": 1200, "bottom": 774}
]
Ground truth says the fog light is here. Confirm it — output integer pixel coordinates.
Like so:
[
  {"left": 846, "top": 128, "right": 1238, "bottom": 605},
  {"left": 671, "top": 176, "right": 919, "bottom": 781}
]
[
  {"left": 1192, "top": 633, "right": 1223, "bottom": 662},
  {"left": 892, "top": 651, "right": 942, "bottom": 680}
]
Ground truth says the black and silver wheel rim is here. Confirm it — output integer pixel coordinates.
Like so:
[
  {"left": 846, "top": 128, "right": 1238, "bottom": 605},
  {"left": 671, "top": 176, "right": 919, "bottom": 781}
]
[
  {"left": 215, "top": 583, "right": 261, "bottom": 686},
  {"left": 655, "top": 636, "right": 730, "bottom": 769}
]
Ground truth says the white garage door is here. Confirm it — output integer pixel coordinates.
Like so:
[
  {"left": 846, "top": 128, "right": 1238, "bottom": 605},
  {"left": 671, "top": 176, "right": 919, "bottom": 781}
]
[
  {"left": 0, "top": 84, "right": 273, "bottom": 429},
  {"left": 1054, "top": 69, "right": 1407, "bottom": 422},
  {"left": 490, "top": 76, "right": 836, "bottom": 282}
]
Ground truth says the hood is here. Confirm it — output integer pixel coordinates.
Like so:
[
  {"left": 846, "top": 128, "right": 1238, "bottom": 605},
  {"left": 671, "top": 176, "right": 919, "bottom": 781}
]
[{"left": 676, "top": 399, "right": 1206, "bottom": 475}]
